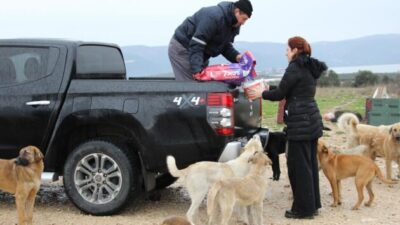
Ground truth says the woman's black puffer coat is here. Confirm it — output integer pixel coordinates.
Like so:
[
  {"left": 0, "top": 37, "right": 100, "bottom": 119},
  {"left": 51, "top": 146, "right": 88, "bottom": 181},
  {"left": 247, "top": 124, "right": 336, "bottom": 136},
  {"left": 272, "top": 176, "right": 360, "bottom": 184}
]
[{"left": 262, "top": 54, "right": 328, "bottom": 140}]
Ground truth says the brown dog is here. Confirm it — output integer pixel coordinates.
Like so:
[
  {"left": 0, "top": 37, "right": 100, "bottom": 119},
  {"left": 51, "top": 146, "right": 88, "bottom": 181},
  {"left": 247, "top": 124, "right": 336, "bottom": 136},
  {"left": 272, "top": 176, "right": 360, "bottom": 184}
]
[
  {"left": 161, "top": 216, "right": 192, "bottom": 225},
  {"left": 0, "top": 146, "right": 44, "bottom": 225},
  {"left": 317, "top": 140, "right": 396, "bottom": 210},
  {"left": 207, "top": 151, "right": 271, "bottom": 225}
]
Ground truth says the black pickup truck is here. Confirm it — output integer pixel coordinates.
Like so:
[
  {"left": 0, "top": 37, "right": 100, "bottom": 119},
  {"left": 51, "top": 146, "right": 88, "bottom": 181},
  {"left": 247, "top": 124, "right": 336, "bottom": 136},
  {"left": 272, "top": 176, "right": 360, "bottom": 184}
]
[{"left": 0, "top": 39, "right": 265, "bottom": 215}]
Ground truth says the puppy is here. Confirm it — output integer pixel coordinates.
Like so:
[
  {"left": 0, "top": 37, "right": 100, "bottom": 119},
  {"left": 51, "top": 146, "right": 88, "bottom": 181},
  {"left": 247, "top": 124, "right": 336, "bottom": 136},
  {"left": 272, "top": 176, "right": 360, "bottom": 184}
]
[
  {"left": 166, "top": 135, "right": 263, "bottom": 224},
  {"left": 0, "top": 146, "right": 44, "bottom": 225},
  {"left": 207, "top": 151, "right": 271, "bottom": 225},
  {"left": 161, "top": 216, "right": 192, "bottom": 225},
  {"left": 263, "top": 131, "right": 286, "bottom": 180},
  {"left": 317, "top": 140, "right": 396, "bottom": 210}
]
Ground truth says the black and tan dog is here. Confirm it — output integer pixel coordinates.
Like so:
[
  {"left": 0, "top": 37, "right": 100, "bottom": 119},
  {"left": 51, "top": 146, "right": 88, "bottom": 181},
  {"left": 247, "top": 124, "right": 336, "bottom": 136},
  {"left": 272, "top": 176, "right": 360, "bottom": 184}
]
[{"left": 0, "top": 146, "right": 44, "bottom": 225}]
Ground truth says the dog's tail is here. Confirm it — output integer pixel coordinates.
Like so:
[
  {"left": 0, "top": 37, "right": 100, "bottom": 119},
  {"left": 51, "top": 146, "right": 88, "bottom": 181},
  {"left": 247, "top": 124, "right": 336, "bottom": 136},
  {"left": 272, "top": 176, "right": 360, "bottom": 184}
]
[
  {"left": 166, "top": 155, "right": 187, "bottom": 178},
  {"left": 374, "top": 164, "right": 398, "bottom": 184},
  {"left": 207, "top": 181, "right": 222, "bottom": 216},
  {"left": 337, "top": 112, "right": 359, "bottom": 133}
]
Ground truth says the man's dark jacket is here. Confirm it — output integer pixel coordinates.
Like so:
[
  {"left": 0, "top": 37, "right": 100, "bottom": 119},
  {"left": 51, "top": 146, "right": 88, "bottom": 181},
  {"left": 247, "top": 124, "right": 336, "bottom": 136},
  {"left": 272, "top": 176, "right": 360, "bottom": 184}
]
[
  {"left": 173, "top": 1, "right": 240, "bottom": 74},
  {"left": 262, "top": 54, "right": 328, "bottom": 140}
]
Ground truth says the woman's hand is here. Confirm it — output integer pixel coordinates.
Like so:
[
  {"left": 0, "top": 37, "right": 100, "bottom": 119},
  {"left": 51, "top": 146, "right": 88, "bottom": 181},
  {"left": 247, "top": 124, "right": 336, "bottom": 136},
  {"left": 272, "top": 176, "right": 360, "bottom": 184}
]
[
  {"left": 246, "top": 85, "right": 269, "bottom": 100},
  {"left": 246, "top": 88, "right": 262, "bottom": 100}
]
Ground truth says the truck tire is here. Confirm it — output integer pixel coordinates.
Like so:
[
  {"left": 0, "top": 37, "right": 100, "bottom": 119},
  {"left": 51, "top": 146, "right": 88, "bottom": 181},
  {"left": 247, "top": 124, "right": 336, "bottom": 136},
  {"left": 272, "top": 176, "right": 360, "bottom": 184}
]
[{"left": 63, "top": 140, "right": 141, "bottom": 215}]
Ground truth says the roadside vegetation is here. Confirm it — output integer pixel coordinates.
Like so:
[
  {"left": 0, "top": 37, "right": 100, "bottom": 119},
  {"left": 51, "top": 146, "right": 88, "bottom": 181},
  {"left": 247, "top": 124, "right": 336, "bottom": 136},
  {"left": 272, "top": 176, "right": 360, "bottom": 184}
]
[{"left": 261, "top": 69, "right": 400, "bottom": 130}]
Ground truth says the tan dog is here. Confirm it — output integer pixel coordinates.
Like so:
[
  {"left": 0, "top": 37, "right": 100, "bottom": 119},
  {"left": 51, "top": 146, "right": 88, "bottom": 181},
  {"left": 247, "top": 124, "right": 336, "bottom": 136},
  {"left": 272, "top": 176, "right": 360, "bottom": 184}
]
[
  {"left": 338, "top": 113, "right": 400, "bottom": 179},
  {"left": 206, "top": 151, "right": 271, "bottom": 225},
  {"left": 317, "top": 140, "right": 396, "bottom": 210},
  {"left": 166, "top": 135, "right": 263, "bottom": 224},
  {"left": 381, "top": 123, "right": 400, "bottom": 179},
  {"left": 337, "top": 112, "right": 390, "bottom": 151},
  {"left": 0, "top": 146, "right": 44, "bottom": 225},
  {"left": 161, "top": 216, "right": 192, "bottom": 225}
]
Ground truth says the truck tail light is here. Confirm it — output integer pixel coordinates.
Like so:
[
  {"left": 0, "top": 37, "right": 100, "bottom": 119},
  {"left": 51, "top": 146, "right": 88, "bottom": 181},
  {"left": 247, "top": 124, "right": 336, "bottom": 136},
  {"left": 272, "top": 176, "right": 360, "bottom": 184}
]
[{"left": 207, "top": 93, "right": 234, "bottom": 136}]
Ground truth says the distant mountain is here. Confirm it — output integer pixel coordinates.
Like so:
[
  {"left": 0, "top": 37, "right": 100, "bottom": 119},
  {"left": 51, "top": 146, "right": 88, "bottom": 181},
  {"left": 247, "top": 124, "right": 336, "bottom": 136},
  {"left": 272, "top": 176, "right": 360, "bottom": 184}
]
[{"left": 121, "top": 34, "right": 400, "bottom": 76}]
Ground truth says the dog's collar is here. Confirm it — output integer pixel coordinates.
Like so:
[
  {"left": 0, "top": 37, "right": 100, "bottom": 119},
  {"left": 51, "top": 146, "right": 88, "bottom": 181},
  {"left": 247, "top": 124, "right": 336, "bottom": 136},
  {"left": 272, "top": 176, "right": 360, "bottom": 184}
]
[{"left": 262, "top": 133, "right": 270, "bottom": 149}]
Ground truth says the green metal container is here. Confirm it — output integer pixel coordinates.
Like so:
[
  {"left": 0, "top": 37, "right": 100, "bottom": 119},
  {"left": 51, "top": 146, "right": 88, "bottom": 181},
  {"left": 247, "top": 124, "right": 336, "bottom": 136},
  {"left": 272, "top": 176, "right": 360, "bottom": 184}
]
[{"left": 367, "top": 98, "right": 400, "bottom": 125}]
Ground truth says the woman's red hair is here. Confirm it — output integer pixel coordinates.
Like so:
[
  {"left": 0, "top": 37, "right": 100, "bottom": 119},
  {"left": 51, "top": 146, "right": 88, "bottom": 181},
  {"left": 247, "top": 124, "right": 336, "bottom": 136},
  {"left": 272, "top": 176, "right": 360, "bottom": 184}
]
[{"left": 288, "top": 36, "right": 312, "bottom": 59}]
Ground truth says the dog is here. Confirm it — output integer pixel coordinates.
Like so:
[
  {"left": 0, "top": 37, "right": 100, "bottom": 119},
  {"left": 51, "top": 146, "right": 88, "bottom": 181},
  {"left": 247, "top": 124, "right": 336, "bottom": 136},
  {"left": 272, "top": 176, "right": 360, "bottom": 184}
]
[
  {"left": 324, "top": 110, "right": 363, "bottom": 123},
  {"left": 263, "top": 131, "right": 286, "bottom": 181},
  {"left": 317, "top": 140, "right": 396, "bottom": 210},
  {"left": 338, "top": 113, "right": 400, "bottom": 179},
  {"left": 0, "top": 146, "right": 44, "bottom": 225},
  {"left": 166, "top": 135, "right": 263, "bottom": 224},
  {"left": 337, "top": 112, "right": 391, "bottom": 149},
  {"left": 207, "top": 151, "right": 271, "bottom": 225},
  {"left": 379, "top": 123, "right": 400, "bottom": 179},
  {"left": 161, "top": 216, "right": 192, "bottom": 225}
]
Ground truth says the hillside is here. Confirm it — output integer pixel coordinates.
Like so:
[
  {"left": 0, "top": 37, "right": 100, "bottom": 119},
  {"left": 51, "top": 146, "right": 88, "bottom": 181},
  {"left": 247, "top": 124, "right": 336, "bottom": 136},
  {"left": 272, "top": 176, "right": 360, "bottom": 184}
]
[{"left": 121, "top": 34, "right": 400, "bottom": 76}]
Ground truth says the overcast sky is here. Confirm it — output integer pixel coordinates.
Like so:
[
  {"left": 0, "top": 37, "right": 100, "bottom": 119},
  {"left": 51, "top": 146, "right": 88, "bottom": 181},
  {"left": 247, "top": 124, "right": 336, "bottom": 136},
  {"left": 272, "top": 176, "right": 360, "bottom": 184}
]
[{"left": 1, "top": 0, "right": 399, "bottom": 46}]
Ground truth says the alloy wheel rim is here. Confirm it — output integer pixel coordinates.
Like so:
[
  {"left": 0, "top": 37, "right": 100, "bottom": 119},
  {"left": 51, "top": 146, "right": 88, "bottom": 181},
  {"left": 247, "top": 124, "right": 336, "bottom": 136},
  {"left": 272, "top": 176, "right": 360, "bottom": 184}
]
[{"left": 74, "top": 153, "right": 123, "bottom": 204}]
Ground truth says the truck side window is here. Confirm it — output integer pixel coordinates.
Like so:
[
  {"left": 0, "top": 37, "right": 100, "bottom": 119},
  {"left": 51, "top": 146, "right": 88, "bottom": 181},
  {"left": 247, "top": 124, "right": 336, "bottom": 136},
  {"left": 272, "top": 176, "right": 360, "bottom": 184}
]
[
  {"left": 76, "top": 45, "right": 126, "bottom": 79},
  {"left": 0, "top": 47, "right": 59, "bottom": 86}
]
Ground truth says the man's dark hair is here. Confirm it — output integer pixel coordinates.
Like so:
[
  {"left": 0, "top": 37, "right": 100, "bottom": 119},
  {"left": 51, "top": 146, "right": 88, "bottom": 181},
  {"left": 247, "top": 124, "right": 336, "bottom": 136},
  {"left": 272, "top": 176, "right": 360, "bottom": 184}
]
[{"left": 234, "top": 0, "right": 253, "bottom": 17}]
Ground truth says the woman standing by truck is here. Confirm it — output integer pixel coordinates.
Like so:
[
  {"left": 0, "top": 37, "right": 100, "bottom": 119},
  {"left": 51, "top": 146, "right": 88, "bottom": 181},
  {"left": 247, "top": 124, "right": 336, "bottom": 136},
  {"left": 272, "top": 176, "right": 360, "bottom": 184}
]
[{"left": 247, "top": 36, "right": 327, "bottom": 219}]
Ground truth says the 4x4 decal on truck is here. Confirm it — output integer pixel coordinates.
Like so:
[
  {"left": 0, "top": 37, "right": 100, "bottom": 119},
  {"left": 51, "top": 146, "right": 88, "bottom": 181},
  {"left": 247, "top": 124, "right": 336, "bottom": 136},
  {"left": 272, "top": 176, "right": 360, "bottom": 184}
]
[{"left": 173, "top": 94, "right": 205, "bottom": 108}]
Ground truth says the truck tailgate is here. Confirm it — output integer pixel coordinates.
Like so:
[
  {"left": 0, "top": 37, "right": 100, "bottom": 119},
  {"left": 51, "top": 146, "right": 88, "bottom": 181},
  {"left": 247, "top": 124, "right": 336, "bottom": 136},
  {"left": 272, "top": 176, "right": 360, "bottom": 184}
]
[{"left": 233, "top": 90, "right": 262, "bottom": 137}]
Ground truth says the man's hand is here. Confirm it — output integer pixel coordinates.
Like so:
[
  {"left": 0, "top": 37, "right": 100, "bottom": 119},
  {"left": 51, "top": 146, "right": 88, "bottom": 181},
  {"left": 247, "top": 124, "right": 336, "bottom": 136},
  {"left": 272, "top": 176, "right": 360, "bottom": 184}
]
[
  {"left": 236, "top": 54, "right": 242, "bottom": 63},
  {"left": 193, "top": 72, "right": 203, "bottom": 80}
]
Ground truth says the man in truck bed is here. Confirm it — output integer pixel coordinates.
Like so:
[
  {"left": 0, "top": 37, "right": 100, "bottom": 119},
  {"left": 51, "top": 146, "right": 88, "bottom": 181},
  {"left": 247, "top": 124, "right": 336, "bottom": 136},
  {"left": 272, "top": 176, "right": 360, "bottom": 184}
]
[{"left": 168, "top": 0, "right": 253, "bottom": 81}]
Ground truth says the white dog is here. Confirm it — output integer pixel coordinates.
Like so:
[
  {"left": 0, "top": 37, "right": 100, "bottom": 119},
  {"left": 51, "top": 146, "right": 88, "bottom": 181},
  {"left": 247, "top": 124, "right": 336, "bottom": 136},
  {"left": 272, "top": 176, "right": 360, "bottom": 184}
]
[
  {"left": 166, "top": 135, "right": 263, "bottom": 224},
  {"left": 207, "top": 151, "right": 271, "bottom": 225}
]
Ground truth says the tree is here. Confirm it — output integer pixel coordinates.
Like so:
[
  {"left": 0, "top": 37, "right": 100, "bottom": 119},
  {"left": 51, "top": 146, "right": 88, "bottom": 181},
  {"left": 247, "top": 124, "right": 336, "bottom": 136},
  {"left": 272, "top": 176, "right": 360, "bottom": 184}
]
[
  {"left": 381, "top": 75, "right": 392, "bottom": 84},
  {"left": 318, "top": 70, "right": 340, "bottom": 87},
  {"left": 354, "top": 70, "right": 379, "bottom": 87},
  {"left": 394, "top": 74, "right": 400, "bottom": 85}
]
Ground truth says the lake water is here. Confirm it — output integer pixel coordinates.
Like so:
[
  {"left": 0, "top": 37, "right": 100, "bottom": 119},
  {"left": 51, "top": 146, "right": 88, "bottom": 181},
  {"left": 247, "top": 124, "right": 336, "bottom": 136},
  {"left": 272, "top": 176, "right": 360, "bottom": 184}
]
[{"left": 330, "top": 64, "right": 400, "bottom": 73}]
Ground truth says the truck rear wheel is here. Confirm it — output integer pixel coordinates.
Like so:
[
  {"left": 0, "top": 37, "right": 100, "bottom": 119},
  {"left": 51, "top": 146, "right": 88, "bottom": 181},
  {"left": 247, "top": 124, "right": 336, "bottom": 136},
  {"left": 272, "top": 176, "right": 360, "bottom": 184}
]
[{"left": 63, "top": 140, "right": 141, "bottom": 215}]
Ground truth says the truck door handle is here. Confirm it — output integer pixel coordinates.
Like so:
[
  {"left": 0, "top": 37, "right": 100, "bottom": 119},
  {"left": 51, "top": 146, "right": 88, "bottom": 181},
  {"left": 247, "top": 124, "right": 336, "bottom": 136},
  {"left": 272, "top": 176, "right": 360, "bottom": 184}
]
[{"left": 26, "top": 100, "right": 51, "bottom": 106}]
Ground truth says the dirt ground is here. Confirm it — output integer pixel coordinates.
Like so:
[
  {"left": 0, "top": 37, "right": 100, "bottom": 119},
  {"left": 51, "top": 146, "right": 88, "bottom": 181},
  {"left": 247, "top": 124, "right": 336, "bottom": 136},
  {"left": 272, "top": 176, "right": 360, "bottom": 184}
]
[{"left": 1, "top": 122, "right": 400, "bottom": 225}]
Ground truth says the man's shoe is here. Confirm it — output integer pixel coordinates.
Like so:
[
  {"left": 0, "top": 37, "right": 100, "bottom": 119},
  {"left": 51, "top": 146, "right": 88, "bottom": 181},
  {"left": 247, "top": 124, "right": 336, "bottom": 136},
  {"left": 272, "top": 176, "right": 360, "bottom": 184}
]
[{"left": 284, "top": 210, "right": 314, "bottom": 219}]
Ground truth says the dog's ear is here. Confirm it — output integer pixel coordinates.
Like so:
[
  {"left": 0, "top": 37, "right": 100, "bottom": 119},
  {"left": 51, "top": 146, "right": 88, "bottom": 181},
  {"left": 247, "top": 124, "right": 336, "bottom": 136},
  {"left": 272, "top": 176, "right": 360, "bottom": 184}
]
[
  {"left": 248, "top": 151, "right": 258, "bottom": 163},
  {"left": 33, "top": 146, "right": 44, "bottom": 162},
  {"left": 389, "top": 126, "right": 393, "bottom": 134},
  {"left": 322, "top": 145, "right": 329, "bottom": 153},
  {"left": 248, "top": 156, "right": 254, "bottom": 163},
  {"left": 247, "top": 151, "right": 259, "bottom": 163}
]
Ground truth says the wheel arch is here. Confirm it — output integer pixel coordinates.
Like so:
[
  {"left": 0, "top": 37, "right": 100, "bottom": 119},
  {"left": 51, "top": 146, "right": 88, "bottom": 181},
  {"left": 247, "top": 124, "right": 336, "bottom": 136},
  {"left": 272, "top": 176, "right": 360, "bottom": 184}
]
[{"left": 45, "top": 110, "right": 147, "bottom": 174}]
